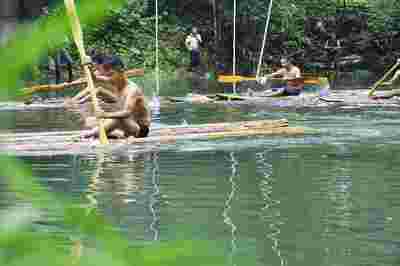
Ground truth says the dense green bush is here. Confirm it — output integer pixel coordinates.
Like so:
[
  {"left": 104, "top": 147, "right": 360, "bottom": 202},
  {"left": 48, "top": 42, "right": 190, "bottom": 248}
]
[
  {"left": 82, "top": 0, "right": 188, "bottom": 72},
  {"left": 18, "top": 0, "right": 400, "bottom": 80},
  {"left": 44, "top": 0, "right": 400, "bottom": 74}
]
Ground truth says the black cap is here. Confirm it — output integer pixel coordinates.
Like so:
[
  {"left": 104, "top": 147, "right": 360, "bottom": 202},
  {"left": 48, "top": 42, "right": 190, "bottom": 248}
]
[
  {"left": 103, "top": 56, "right": 125, "bottom": 71},
  {"left": 91, "top": 54, "right": 105, "bottom": 64}
]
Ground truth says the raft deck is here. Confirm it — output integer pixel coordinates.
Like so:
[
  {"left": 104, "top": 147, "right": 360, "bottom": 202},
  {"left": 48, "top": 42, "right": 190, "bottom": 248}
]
[
  {"left": 2, "top": 89, "right": 399, "bottom": 113},
  {"left": 0, "top": 119, "right": 306, "bottom": 156},
  {"left": 167, "top": 90, "right": 400, "bottom": 109}
]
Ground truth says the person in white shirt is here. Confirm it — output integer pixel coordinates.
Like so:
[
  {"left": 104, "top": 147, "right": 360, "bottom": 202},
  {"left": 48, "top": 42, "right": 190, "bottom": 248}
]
[{"left": 185, "top": 27, "right": 202, "bottom": 71}]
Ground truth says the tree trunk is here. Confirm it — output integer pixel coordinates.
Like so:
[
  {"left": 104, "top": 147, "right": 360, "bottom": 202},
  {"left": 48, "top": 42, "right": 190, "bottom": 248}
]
[
  {"left": 217, "top": 0, "right": 224, "bottom": 43},
  {"left": 211, "top": 0, "right": 218, "bottom": 47}
]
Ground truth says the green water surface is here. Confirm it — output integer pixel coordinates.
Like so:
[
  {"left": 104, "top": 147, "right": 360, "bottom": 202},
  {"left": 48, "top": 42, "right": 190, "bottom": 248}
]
[{"left": 1, "top": 96, "right": 400, "bottom": 266}]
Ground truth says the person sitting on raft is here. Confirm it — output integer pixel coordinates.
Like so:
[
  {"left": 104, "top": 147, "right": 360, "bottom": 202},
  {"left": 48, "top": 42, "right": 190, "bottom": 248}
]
[
  {"left": 257, "top": 57, "right": 302, "bottom": 96},
  {"left": 82, "top": 57, "right": 151, "bottom": 139}
]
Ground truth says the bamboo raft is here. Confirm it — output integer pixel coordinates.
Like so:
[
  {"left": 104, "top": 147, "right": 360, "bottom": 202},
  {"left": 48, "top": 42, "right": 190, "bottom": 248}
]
[
  {"left": 168, "top": 76, "right": 331, "bottom": 103},
  {"left": 0, "top": 100, "right": 65, "bottom": 111},
  {"left": 167, "top": 89, "right": 400, "bottom": 110},
  {"left": 126, "top": 119, "right": 305, "bottom": 144},
  {"left": 0, "top": 119, "right": 307, "bottom": 156},
  {"left": 2, "top": 90, "right": 400, "bottom": 114},
  {"left": 318, "top": 89, "right": 400, "bottom": 107}
]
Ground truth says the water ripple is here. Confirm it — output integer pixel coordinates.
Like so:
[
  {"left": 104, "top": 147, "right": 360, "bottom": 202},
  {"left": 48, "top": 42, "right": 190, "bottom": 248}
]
[
  {"left": 223, "top": 152, "right": 238, "bottom": 266},
  {"left": 150, "top": 151, "right": 160, "bottom": 241},
  {"left": 85, "top": 153, "right": 105, "bottom": 213},
  {"left": 256, "top": 151, "right": 286, "bottom": 266}
]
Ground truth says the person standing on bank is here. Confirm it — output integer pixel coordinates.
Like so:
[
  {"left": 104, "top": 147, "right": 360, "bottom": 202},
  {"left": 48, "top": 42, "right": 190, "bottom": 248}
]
[
  {"left": 257, "top": 57, "right": 303, "bottom": 96},
  {"left": 185, "top": 27, "right": 202, "bottom": 72}
]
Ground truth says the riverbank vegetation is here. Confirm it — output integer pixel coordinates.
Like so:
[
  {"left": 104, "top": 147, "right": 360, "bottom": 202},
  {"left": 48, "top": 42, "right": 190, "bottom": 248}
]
[
  {"left": 11, "top": 0, "right": 400, "bottom": 87},
  {"left": 73, "top": 0, "right": 400, "bottom": 75}
]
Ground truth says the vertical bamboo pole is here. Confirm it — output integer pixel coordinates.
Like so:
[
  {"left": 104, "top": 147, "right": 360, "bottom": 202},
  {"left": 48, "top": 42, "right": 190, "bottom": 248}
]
[
  {"left": 64, "top": 0, "right": 109, "bottom": 144},
  {"left": 232, "top": 0, "right": 237, "bottom": 94},
  {"left": 256, "top": 0, "right": 274, "bottom": 79}
]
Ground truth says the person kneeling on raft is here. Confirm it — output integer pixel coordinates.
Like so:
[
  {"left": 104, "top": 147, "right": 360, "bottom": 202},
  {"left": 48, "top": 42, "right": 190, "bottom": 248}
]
[
  {"left": 257, "top": 57, "right": 302, "bottom": 96},
  {"left": 83, "top": 57, "right": 151, "bottom": 139}
]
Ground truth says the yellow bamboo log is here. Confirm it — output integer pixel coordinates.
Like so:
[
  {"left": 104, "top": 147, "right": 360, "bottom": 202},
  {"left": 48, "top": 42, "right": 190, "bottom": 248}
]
[
  {"left": 217, "top": 75, "right": 319, "bottom": 84},
  {"left": 127, "top": 127, "right": 305, "bottom": 144},
  {"left": 217, "top": 75, "right": 258, "bottom": 83},
  {"left": 21, "top": 68, "right": 144, "bottom": 95}
]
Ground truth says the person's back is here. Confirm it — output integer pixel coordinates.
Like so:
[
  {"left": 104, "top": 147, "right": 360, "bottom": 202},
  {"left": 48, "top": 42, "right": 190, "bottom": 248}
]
[
  {"left": 105, "top": 67, "right": 146, "bottom": 108},
  {"left": 277, "top": 65, "right": 301, "bottom": 79},
  {"left": 275, "top": 59, "right": 301, "bottom": 80},
  {"left": 110, "top": 72, "right": 151, "bottom": 134},
  {"left": 125, "top": 81, "right": 151, "bottom": 129},
  {"left": 257, "top": 58, "right": 303, "bottom": 96},
  {"left": 283, "top": 65, "right": 301, "bottom": 87}
]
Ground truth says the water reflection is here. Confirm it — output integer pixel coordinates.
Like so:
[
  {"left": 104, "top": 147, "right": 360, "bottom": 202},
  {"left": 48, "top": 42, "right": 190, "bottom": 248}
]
[
  {"left": 320, "top": 157, "right": 355, "bottom": 264},
  {"left": 256, "top": 151, "right": 286, "bottom": 266},
  {"left": 85, "top": 153, "right": 103, "bottom": 212},
  {"left": 330, "top": 166, "right": 353, "bottom": 229},
  {"left": 81, "top": 151, "right": 155, "bottom": 240},
  {"left": 223, "top": 152, "right": 238, "bottom": 266},
  {"left": 149, "top": 151, "right": 160, "bottom": 241}
]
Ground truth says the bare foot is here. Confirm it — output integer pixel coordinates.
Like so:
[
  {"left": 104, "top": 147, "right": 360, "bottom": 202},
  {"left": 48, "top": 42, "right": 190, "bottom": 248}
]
[{"left": 64, "top": 97, "right": 78, "bottom": 108}]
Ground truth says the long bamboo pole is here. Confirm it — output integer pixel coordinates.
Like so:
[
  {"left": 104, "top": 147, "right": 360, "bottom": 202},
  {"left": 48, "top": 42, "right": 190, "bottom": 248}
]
[
  {"left": 21, "top": 68, "right": 145, "bottom": 96},
  {"left": 64, "top": 0, "right": 109, "bottom": 144},
  {"left": 256, "top": 0, "right": 274, "bottom": 79},
  {"left": 368, "top": 60, "right": 400, "bottom": 97}
]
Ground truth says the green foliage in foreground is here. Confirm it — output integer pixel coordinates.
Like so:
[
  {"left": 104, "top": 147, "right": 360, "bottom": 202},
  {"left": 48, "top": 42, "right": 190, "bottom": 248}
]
[
  {"left": 0, "top": 0, "right": 126, "bottom": 97},
  {"left": 0, "top": 1, "right": 227, "bottom": 265}
]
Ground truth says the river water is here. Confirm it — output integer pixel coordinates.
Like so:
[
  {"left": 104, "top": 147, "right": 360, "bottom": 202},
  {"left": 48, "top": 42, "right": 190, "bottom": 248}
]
[{"left": 1, "top": 93, "right": 400, "bottom": 265}]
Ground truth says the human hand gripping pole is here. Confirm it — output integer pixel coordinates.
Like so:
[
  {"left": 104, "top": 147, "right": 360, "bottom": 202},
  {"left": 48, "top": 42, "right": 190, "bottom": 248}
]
[
  {"left": 64, "top": 0, "right": 109, "bottom": 144},
  {"left": 257, "top": 74, "right": 272, "bottom": 85}
]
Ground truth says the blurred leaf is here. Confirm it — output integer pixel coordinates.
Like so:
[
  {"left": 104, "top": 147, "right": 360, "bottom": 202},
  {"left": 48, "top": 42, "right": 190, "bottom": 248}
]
[{"left": 0, "top": 0, "right": 126, "bottom": 100}]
